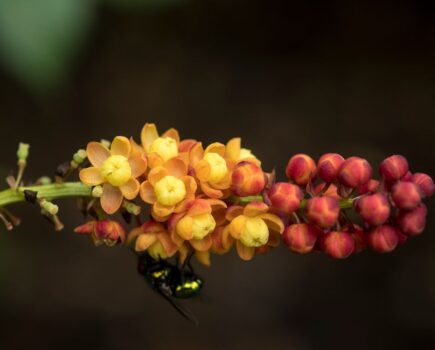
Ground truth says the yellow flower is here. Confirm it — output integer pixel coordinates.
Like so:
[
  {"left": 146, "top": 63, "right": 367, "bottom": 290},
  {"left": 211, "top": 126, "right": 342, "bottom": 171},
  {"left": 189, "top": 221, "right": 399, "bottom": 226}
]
[
  {"left": 141, "top": 123, "right": 181, "bottom": 168},
  {"left": 226, "top": 202, "right": 284, "bottom": 261},
  {"left": 79, "top": 137, "right": 147, "bottom": 214},
  {"left": 225, "top": 137, "right": 261, "bottom": 167},
  {"left": 139, "top": 157, "right": 197, "bottom": 221}
]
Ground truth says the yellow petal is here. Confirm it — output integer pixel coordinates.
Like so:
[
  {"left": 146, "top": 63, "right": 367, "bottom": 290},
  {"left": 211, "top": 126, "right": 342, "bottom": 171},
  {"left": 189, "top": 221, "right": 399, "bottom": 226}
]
[
  {"left": 190, "top": 235, "right": 212, "bottom": 252},
  {"left": 259, "top": 213, "right": 285, "bottom": 234},
  {"left": 87, "top": 142, "right": 110, "bottom": 168},
  {"left": 141, "top": 123, "right": 159, "bottom": 153},
  {"left": 236, "top": 241, "right": 255, "bottom": 261},
  {"left": 225, "top": 137, "right": 241, "bottom": 161},
  {"left": 111, "top": 136, "right": 131, "bottom": 157},
  {"left": 119, "top": 178, "right": 140, "bottom": 200},
  {"left": 195, "top": 251, "right": 211, "bottom": 267},
  {"left": 166, "top": 157, "right": 188, "bottom": 178},
  {"left": 162, "top": 128, "right": 180, "bottom": 144},
  {"left": 140, "top": 181, "right": 156, "bottom": 204},
  {"left": 128, "top": 152, "right": 147, "bottom": 178},
  {"left": 204, "top": 142, "right": 226, "bottom": 157},
  {"left": 135, "top": 233, "right": 157, "bottom": 252},
  {"left": 101, "top": 184, "right": 123, "bottom": 214},
  {"left": 229, "top": 215, "right": 247, "bottom": 239},
  {"left": 79, "top": 167, "right": 104, "bottom": 186},
  {"left": 244, "top": 201, "right": 269, "bottom": 217},
  {"left": 176, "top": 215, "right": 194, "bottom": 240}
]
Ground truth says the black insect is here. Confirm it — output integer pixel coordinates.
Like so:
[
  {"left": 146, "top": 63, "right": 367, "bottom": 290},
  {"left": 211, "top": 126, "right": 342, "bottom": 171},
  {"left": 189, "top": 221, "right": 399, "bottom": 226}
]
[{"left": 137, "top": 253, "right": 203, "bottom": 325}]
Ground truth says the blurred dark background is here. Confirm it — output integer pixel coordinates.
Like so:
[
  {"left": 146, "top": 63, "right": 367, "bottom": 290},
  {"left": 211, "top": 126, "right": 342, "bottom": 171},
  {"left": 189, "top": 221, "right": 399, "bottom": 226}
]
[{"left": 0, "top": 0, "right": 434, "bottom": 349}]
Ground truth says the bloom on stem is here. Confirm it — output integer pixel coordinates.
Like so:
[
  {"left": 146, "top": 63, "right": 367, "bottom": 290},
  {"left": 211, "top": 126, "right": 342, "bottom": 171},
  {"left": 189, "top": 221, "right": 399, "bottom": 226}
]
[
  {"left": 226, "top": 202, "right": 284, "bottom": 261},
  {"left": 367, "top": 225, "right": 399, "bottom": 253},
  {"left": 338, "top": 157, "right": 372, "bottom": 188},
  {"left": 355, "top": 193, "right": 391, "bottom": 226},
  {"left": 305, "top": 196, "right": 340, "bottom": 229},
  {"left": 286, "top": 154, "right": 316, "bottom": 186},
  {"left": 379, "top": 155, "right": 409, "bottom": 182},
  {"left": 79, "top": 137, "right": 147, "bottom": 214},
  {"left": 317, "top": 153, "right": 344, "bottom": 183},
  {"left": 321, "top": 231, "right": 355, "bottom": 259},
  {"left": 283, "top": 223, "right": 321, "bottom": 254},
  {"left": 225, "top": 137, "right": 261, "bottom": 167},
  {"left": 411, "top": 173, "right": 434, "bottom": 197},
  {"left": 268, "top": 182, "right": 303, "bottom": 214},
  {"left": 396, "top": 204, "right": 427, "bottom": 236},
  {"left": 391, "top": 181, "right": 421, "bottom": 210},
  {"left": 74, "top": 220, "right": 126, "bottom": 246}
]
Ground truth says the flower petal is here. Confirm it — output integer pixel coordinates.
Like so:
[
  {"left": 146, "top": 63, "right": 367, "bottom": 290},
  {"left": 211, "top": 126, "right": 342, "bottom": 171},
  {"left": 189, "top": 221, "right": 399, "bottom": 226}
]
[
  {"left": 166, "top": 157, "right": 188, "bottom": 178},
  {"left": 236, "top": 241, "right": 255, "bottom": 261},
  {"left": 225, "top": 205, "right": 244, "bottom": 221},
  {"left": 135, "top": 233, "right": 157, "bottom": 252},
  {"left": 187, "top": 199, "right": 212, "bottom": 216},
  {"left": 128, "top": 152, "right": 147, "bottom": 178},
  {"left": 147, "top": 153, "right": 165, "bottom": 169},
  {"left": 157, "top": 232, "right": 179, "bottom": 257},
  {"left": 120, "top": 178, "right": 140, "bottom": 200},
  {"left": 141, "top": 123, "right": 159, "bottom": 153},
  {"left": 179, "top": 139, "right": 197, "bottom": 153},
  {"left": 194, "top": 159, "right": 211, "bottom": 182},
  {"left": 182, "top": 176, "right": 198, "bottom": 198},
  {"left": 148, "top": 166, "right": 169, "bottom": 186},
  {"left": 140, "top": 181, "right": 156, "bottom": 204},
  {"left": 211, "top": 226, "right": 233, "bottom": 253},
  {"left": 190, "top": 235, "right": 212, "bottom": 252},
  {"left": 87, "top": 142, "right": 110, "bottom": 168},
  {"left": 200, "top": 182, "right": 223, "bottom": 199},
  {"left": 259, "top": 213, "right": 285, "bottom": 234},
  {"left": 206, "top": 198, "right": 227, "bottom": 212},
  {"left": 205, "top": 142, "right": 226, "bottom": 157},
  {"left": 153, "top": 202, "right": 174, "bottom": 218},
  {"left": 244, "top": 201, "right": 269, "bottom": 217},
  {"left": 195, "top": 251, "right": 211, "bottom": 267},
  {"left": 267, "top": 231, "right": 281, "bottom": 247},
  {"left": 101, "top": 184, "right": 123, "bottom": 214},
  {"left": 126, "top": 227, "right": 143, "bottom": 247},
  {"left": 79, "top": 167, "right": 104, "bottom": 186},
  {"left": 225, "top": 137, "right": 241, "bottom": 161},
  {"left": 229, "top": 215, "right": 246, "bottom": 239},
  {"left": 189, "top": 142, "right": 204, "bottom": 167},
  {"left": 111, "top": 136, "right": 131, "bottom": 157},
  {"left": 162, "top": 128, "right": 180, "bottom": 144},
  {"left": 176, "top": 215, "right": 194, "bottom": 240}
]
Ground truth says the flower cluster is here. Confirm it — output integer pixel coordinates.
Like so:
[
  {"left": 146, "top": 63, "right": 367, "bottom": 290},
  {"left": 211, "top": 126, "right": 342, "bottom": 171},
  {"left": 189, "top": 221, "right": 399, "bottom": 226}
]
[{"left": 76, "top": 125, "right": 433, "bottom": 264}]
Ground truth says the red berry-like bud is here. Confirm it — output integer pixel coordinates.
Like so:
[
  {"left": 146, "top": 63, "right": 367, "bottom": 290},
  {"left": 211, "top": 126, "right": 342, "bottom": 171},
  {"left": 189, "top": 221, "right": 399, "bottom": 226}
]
[
  {"left": 396, "top": 204, "right": 427, "bottom": 236},
  {"left": 231, "top": 161, "right": 266, "bottom": 197},
  {"left": 401, "top": 171, "right": 413, "bottom": 182},
  {"left": 314, "top": 183, "right": 340, "bottom": 199},
  {"left": 355, "top": 193, "right": 391, "bottom": 226},
  {"left": 379, "top": 155, "right": 409, "bottom": 182},
  {"left": 367, "top": 225, "right": 399, "bottom": 253},
  {"left": 338, "top": 157, "right": 372, "bottom": 188},
  {"left": 321, "top": 231, "right": 355, "bottom": 259},
  {"left": 305, "top": 196, "right": 340, "bottom": 229},
  {"left": 396, "top": 229, "right": 408, "bottom": 245},
  {"left": 283, "top": 223, "right": 322, "bottom": 254},
  {"left": 391, "top": 181, "right": 421, "bottom": 210},
  {"left": 411, "top": 173, "right": 434, "bottom": 197},
  {"left": 350, "top": 226, "right": 367, "bottom": 253},
  {"left": 268, "top": 182, "right": 304, "bottom": 214},
  {"left": 317, "top": 153, "right": 345, "bottom": 183},
  {"left": 358, "top": 179, "right": 380, "bottom": 194},
  {"left": 286, "top": 154, "right": 316, "bottom": 186}
]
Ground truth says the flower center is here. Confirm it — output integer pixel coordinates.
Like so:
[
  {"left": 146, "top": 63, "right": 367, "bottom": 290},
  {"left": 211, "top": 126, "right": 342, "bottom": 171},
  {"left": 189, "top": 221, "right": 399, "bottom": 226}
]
[
  {"left": 154, "top": 175, "right": 186, "bottom": 206},
  {"left": 191, "top": 213, "right": 216, "bottom": 240},
  {"left": 149, "top": 137, "right": 178, "bottom": 162},
  {"left": 239, "top": 217, "right": 269, "bottom": 247},
  {"left": 203, "top": 152, "right": 228, "bottom": 184},
  {"left": 100, "top": 155, "right": 132, "bottom": 186}
]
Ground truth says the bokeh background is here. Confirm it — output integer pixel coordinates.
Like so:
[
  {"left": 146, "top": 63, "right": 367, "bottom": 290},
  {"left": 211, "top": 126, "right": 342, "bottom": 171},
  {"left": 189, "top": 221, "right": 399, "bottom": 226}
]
[{"left": 0, "top": 0, "right": 434, "bottom": 349}]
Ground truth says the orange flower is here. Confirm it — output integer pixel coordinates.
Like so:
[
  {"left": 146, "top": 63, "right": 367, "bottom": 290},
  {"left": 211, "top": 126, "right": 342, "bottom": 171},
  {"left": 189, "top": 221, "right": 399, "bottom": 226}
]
[
  {"left": 139, "top": 157, "right": 197, "bottom": 221},
  {"left": 127, "top": 221, "right": 179, "bottom": 260},
  {"left": 226, "top": 201, "right": 284, "bottom": 261},
  {"left": 79, "top": 137, "right": 147, "bottom": 214},
  {"left": 225, "top": 137, "right": 261, "bottom": 168}
]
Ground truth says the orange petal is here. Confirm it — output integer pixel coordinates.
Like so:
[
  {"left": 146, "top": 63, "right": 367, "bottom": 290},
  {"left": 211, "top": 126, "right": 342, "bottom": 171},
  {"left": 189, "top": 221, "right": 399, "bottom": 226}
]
[
  {"left": 178, "top": 244, "right": 189, "bottom": 264},
  {"left": 179, "top": 139, "right": 197, "bottom": 153},
  {"left": 139, "top": 181, "right": 156, "bottom": 204},
  {"left": 166, "top": 157, "right": 188, "bottom": 178},
  {"left": 153, "top": 202, "right": 174, "bottom": 218},
  {"left": 79, "top": 167, "right": 104, "bottom": 186},
  {"left": 221, "top": 226, "right": 235, "bottom": 250},
  {"left": 182, "top": 176, "right": 198, "bottom": 198},
  {"left": 187, "top": 199, "right": 212, "bottom": 216},
  {"left": 130, "top": 137, "right": 146, "bottom": 157},
  {"left": 211, "top": 226, "right": 234, "bottom": 253},
  {"left": 259, "top": 213, "right": 285, "bottom": 234},
  {"left": 189, "top": 142, "right": 204, "bottom": 167},
  {"left": 147, "top": 153, "right": 165, "bottom": 169},
  {"left": 87, "top": 142, "right": 110, "bottom": 168},
  {"left": 128, "top": 152, "right": 147, "bottom": 178},
  {"left": 176, "top": 216, "right": 194, "bottom": 240},
  {"left": 190, "top": 235, "right": 212, "bottom": 252},
  {"left": 244, "top": 201, "right": 269, "bottom": 217},
  {"left": 194, "top": 159, "right": 211, "bottom": 182},
  {"left": 101, "top": 184, "right": 123, "bottom": 214},
  {"left": 228, "top": 215, "right": 246, "bottom": 239},
  {"left": 135, "top": 233, "right": 157, "bottom": 251},
  {"left": 195, "top": 251, "right": 211, "bottom": 267},
  {"left": 236, "top": 241, "right": 255, "bottom": 261},
  {"left": 141, "top": 123, "right": 159, "bottom": 153},
  {"left": 157, "top": 232, "right": 179, "bottom": 257},
  {"left": 225, "top": 137, "right": 241, "bottom": 161},
  {"left": 204, "top": 142, "right": 226, "bottom": 157},
  {"left": 174, "top": 199, "right": 194, "bottom": 214},
  {"left": 126, "top": 227, "right": 143, "bottom": 247},
  {"left": 213, "top": 207, "right": 227, "bottom": 226},
  {"left": 148, "top": 166, "right": 169, "bottom": 186},
  {"left": 200, "top": 182, "right": 223, "bottom": 199},
  {"left": 206, "top": 198, "right": 227, "bottom": 212},
  {"left": 162, "top": 128, "right": 180, "bottom": 144},
  {"left": 225, "top": 205, "right": 244, "bottom": 221},
  {"left": 120, "top": 178, "right": 140, "bottom": 200},
  {"left": 111, "top": 136, "right": 131, "bottom": 157}
]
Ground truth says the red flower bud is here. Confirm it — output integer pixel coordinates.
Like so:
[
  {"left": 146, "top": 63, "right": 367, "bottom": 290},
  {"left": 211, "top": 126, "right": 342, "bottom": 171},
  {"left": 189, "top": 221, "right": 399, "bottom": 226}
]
[
  {"left": 283, "top": 223, "right": 322, "bottom": 254},
  {"left": 396, "top": 204, "right": 427, "bottom": 236},
  {"left": 314, "top": 183, "right": 340, "bottom": 199},
  {"left": 396, "top": 229, "right": 408, "bottom": 245},
  {"left": 358, "top": 179, "right": 380, "bottom": 194},
  {"left": 321, "top": 231, "right": 355, "bottom": 259},
  {"left": 391, "top": 181, "right": 421, "bottom": 210},
  {"left": 231, "top": 161, "right": 266, "bottom": 197},
  {"left": 305, "top": 196, "right": 340, "bottom": 229},
  {"left": 401, "top": 171, "right": 413, "bottom": 182},
  {"left": 285, "top": 154, "right": 316, "bottom": 186},
  {"left": 338, "top": 157, "right": 372, "bottom": 188},
  {"left": 367, "top": 225, "right": 399, "bottom": 253},
  {"left": 74, "top": 220, "right": 126, "bottom": 246},
  {"left": 317, "top": 153, "right": 345, "bottom": 183},
  {"left": 411, "top": 173, "right": 434, "bottom": 197},
  {"left": 350, "top": 226, "right": 367, "bottom": 253},
  {"left": 379, "top": 155, "right": 409, "bottom": 182},
  {"left": 268, "top": 182, "right": 304, "bottom": 214},
  {"left": 355, "top": 193, "right": 391, "bottom": 226}
]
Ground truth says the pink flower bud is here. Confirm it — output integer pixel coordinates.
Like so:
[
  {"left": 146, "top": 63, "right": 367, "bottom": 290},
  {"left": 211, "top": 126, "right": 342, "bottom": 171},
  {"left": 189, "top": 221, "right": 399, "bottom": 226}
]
[
  {"left": 358, "top": 179, "right": 380, "bottom": 194},
  {"left": 317, "top": 153, "right": 345, "bottom": 183},
  {"left": 338, "top": 157, "right": 372, "bottom": 188},
  {"left": 379, "top": 155, "right": 409, "bottom": 182},
  {"left": 354, "top": 193, "right": 391, "bottom": 226},
  {"left": 95, "top": 220, "right": 127, "bottom": 243},
  {"left": 402, "top": 171, "right": 413, "bottom": 181},
  {"left": 231, "top": 161, "right": 266, "bottom": 197},
  {"left": 396, "top": 204, "right": 427, "bottom": 236},
  {"left": 283, "top": 223, "right": 322, "bottom": 254},
  {"left": 268, "top": 182, "right": 304, "bottom": 214},
  {"left": 321, "top": 231, "right": 355, "bottom": 259},
  {"left": 305, "top": 196, "right": 340, "bottom": 229},
  {"left": 391, "top": 181, "right": 421, "bottom": 210},
  {"left": 285, "top": 154, "right": 316, "bottom": 186},
  {"left": 396, "top": 229, "right": 408, "bottom": 245},
  {"left": 314, "top": 183, "right": 340, "bottom": 199},
  {"left": 367, "top": 225, "right": 399, "bottom": 253},
  {"left": 411, "top": 173, "right": 434, "bottom": 197},
  {"left": 350, "top": 226, "right": 367, "bottom": 253}
]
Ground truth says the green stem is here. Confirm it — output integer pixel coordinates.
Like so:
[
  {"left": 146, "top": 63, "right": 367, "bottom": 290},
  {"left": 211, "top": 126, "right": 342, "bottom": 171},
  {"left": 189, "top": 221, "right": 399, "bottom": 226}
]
[
  {"left": 0, "top": 182, "right": 92, "bottom": 207},
  {"left": 232, "top": 196, "right": 354, "bottom": 210}
]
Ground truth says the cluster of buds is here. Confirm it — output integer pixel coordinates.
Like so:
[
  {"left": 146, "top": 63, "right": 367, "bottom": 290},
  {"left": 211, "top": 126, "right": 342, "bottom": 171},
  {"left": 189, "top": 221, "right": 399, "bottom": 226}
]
[{"left": 74, "top": 124, "right": 433, "bottom": 264}]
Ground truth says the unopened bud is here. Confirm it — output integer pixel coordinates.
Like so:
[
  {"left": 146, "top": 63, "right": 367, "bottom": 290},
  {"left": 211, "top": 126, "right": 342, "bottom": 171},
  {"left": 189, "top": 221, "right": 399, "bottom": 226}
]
[
  {"left": 285, "top": 154, "right": 316, "bottom": 186},
  {"left": 391, "top": 181, "right": 421, "bottom": 210},
  {"left": 379, "top": 155, "right": 409, "bottom": 182},
  {"left": 355, "top": 193, "right": 390, "bottom": 226},
  {"left": 321, "top": 231, "right": 355, "bottom": 259},
  {"left": 338, "top": 157, "right": 372, "bottom": 188},
  {"left": 305, "top": 196, "right": 340, "bottom": 229},
  {"left": 317, "top": 153, "right": 345, "bottom": 183},
  {"left": 367, "top": 225, "right": 398, "bottom": 253},
  {"left": 396, "top": 204, "right": 427, "bottom": 236},
  {"left": 268, "top": 182, "right": 303, "bottom": 214}
]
